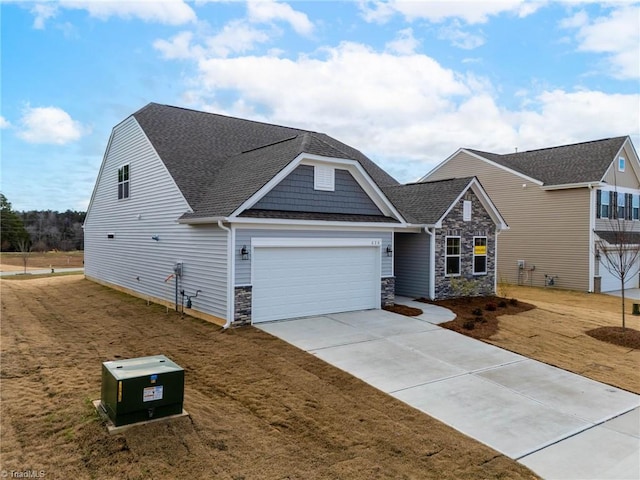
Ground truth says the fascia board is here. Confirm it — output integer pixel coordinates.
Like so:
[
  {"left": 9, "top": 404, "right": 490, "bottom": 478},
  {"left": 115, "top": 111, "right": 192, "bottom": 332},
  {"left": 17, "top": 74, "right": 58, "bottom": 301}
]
[{"left": 541, "top": 182, "right": 605, "bottom": 191}]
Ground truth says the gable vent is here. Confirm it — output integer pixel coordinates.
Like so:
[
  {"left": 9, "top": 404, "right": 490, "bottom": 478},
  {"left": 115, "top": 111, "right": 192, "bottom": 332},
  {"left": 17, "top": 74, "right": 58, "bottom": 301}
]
[{"left": 314, "top": 165, "right": 335, "bottom": 191}]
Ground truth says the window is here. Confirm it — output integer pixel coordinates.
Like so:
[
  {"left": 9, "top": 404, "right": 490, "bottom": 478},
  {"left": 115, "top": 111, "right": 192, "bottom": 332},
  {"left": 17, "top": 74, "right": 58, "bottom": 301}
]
[
  {"left": 118, "top": 164, "right": 130, "bottom": 199},
  {"left": 599, "top": 190, "right": 610, "bottom": 219},
  {"left": 314, "top": 165, "right": 335, "bottom": 191},
  {"left": 445, "top": 237, "right": 461, "bottom": 276},
  {"left": 617, "top": 192, "right": 625, "bottom": 219},
  {"left": 473, "top": 237, "right": 487, "bottom": 275},
  {"left": 463, "top": 200, "right": 472, "bottom": 221},
  {"left": 633, "top": 195, "right": 639, "bottom": 221},
  {"left": 618, "top": 156, "right": 625, "bottom": 172}
]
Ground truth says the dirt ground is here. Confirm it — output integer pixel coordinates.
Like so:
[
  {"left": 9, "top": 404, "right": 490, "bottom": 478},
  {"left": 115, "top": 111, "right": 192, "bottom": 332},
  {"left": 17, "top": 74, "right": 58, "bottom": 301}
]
[
  {"left": 0, "top": 251, "right": 84, "bottom": 270},
  {"left": 0, "top": 276, "right": 536, "bottom": 480},
  {"left": 486, "top": 286, "right": 640, "bottom": 394}
]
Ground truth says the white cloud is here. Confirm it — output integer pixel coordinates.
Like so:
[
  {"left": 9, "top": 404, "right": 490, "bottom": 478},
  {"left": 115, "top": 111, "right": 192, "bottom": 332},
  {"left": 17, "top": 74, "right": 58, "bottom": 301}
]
[
  {"left": 30, "top": 0, "right": 196, "bottom": 27},
  {"left": 176, "top": 40, "right": 639, "bottom": 181},
  {"left": 247, "top": 0, "right": 314, "bottom": 36},
  {"left": 385, "top": 28, "right": 419, "bottom": 55},
  {"left": 205, "top": 20, "right": 272, "bottom": 57},
  {"left": 17, "top": 106, "right": 88, "bottom": 145},
  {"left": 0, "top": 116, "right": 11, "bottom": 129},
  {"left": 30, "top": 3, "right": 58, "bottom": 29},
  {"left": 561, "top": 5, "right": 640, "bottom": 80},
  {"left": 359, "top": 0, "right": 542, "bottom": 25},
  {"left": 154, "top": 31, "right": 203, "bottom": 60},
  {"left": 438, "top": 21, "right": 485, "bottom": 49}
]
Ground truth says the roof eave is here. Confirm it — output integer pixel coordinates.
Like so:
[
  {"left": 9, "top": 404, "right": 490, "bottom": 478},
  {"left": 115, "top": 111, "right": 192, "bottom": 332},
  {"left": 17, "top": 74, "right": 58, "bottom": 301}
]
[{"left": 541, "top": 181, "right": 606, "bottom": 191}]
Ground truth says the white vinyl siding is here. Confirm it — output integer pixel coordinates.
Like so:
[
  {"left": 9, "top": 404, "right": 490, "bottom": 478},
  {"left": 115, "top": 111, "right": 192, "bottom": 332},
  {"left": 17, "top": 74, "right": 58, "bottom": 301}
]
[{"left": 84, "top": 117, "right": 228, "bottom": 320}]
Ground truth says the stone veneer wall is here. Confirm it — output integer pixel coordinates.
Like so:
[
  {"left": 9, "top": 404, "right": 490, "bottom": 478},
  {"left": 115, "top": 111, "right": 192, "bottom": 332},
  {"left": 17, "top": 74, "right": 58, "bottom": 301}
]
[
  {"left": 381, "top": 277, "right": 395, "bottom": 307},
  {"left": 434, "top": 190, "right": 496, "bottom": 299},
  {"left": 234, "top": 286, "right": 252, "bottom": 326}
]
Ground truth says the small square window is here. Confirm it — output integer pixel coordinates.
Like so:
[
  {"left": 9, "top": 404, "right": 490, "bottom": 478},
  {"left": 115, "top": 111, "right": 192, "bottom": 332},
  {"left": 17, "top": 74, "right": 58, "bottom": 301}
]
[{"left": 618, "top": 156, "right": 625, "bottom": 172}]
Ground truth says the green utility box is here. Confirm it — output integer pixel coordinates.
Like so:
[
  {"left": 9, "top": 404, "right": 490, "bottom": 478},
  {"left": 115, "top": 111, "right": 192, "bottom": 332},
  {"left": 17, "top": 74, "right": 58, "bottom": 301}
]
[{"left": 100, "top": 355, "right": 184, "bottom": 427}]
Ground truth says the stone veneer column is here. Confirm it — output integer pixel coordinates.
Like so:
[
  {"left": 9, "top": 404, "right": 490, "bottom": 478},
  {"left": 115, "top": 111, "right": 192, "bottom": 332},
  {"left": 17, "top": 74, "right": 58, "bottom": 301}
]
[
  {"left": 234, "top": 286, "right": 252, "bottom": 326},
  {"left": 381, "top": 277, "right": 395, "bottom": 307}
]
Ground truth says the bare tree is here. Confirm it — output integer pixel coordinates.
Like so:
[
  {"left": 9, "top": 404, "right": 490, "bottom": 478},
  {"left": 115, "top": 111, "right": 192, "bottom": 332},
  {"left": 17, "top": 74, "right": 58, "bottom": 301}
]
[
  {"left": 595, "top": 219, "right": 640, "bottom": 330},
  {"left": 16, "top": 238, "right": 32, "bottom": 275}
]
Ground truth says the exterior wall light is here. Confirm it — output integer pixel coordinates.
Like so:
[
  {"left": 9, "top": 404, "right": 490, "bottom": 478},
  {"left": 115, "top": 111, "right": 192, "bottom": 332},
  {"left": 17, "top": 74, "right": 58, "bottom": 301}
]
[
  {"left": 386, "top": 245, "right": 393, "bottom": 257},
  {"left": 241, "top": 245, "right": 249, "bottom": 260},
  {"left": 151, "top": 235, "right": 160, "bottom": 241}
]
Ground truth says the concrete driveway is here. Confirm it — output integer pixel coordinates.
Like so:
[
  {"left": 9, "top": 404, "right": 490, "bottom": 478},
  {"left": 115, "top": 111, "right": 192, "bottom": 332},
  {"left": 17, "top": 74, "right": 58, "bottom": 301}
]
[{"left": 257, "top": 304, "right": 640, "bottom": 480}]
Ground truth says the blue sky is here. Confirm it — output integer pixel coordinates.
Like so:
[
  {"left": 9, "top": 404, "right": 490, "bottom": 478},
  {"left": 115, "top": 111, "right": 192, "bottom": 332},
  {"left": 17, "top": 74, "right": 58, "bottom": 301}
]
[{"left": 1, "top": 0, "right": 639, "bottom": 211}]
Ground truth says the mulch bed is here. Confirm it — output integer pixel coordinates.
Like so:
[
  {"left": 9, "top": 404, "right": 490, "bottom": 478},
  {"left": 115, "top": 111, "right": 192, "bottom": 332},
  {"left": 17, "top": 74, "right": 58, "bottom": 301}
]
[
  {"left": 586, "top": 326, "right": 640, "bottom": 349},
  {"left": 417, "top": 296, "right": 536, "bottom": 339}
]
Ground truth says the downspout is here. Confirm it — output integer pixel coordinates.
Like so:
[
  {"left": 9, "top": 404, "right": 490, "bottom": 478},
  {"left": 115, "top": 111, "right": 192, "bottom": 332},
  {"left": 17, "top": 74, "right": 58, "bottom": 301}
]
[
  {"left": 425, "top": 227, "right": 436, "bottom": 300},
  {"left": 588, "top": 184, "right": 596, "bottom": 292},
  {"left": 218, "top": 220, "right": 233, "bottom": 329},
  {"left": 494, "top": 226, "right": 502, "bottom": 294}
]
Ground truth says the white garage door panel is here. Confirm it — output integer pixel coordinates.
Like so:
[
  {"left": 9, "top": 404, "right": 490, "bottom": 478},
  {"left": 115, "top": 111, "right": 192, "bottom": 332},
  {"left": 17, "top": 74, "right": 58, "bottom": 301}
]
[
  {"left": 600, "top": 257, "right": 640, "bottom": 292},
  {"left": 252, "top": 246, "right": 380, "bottom": 323}
]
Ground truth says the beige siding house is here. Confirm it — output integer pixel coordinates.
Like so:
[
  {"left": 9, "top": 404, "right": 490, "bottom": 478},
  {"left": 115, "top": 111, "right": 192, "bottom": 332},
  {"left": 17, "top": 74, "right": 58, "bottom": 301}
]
[{"left": 422, "top": 137, "right": 640, "bottom": 292}]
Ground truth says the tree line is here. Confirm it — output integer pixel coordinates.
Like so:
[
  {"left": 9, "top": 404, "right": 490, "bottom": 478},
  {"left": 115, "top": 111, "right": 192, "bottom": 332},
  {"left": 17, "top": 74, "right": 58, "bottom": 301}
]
[{"left": 1, "top": 194, "right": 85, "bottom": 252}]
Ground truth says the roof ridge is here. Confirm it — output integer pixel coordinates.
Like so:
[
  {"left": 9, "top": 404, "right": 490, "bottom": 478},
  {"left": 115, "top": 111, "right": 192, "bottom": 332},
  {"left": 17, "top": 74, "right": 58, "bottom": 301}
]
[
  {"left": 469, "top": 136, "right": 627, "bottom": 158},
  {"left": 145, "top": 102, "right": 313, "bottom": 133}
]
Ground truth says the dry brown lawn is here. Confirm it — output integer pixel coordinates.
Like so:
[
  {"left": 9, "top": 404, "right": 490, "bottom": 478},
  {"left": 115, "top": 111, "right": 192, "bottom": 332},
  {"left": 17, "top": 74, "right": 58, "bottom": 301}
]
[
  {"left": 1, "top": 251, "right": 84, "bottom": 270},
  {"left": 0, "top": 276, "right": 536, "bottom": 480},
  {"left": 487, "top": 285, "right": 640, "bottom": 394}
]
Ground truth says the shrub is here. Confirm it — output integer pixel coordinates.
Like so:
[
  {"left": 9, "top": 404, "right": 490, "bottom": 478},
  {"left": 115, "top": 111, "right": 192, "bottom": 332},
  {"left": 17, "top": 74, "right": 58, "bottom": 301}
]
[
  {"left": 463, "top": 319, "right": 476, "bottom": 330},
  {"left": 498, "top": 300, "right": 507, "bottom": 308},
  {"left": 485, "top": 302, "right": 497, "bottom": 311},
  {"left": 472, "top": 308, "right": 483, "bottom": 316},
  {"left": 449, "top": 277, "right": 480, "bottom": 299},
  {"left": 509, "top": 298, "right": 519, "bottom": 306},
  {"left": 475, "top": 316, "right": 486, "bottom": 324}
]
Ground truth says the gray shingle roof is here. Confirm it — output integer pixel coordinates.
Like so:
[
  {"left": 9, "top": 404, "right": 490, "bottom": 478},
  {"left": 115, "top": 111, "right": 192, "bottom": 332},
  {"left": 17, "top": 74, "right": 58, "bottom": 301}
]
[
  {"left": 132, "top": 103, "right": 399, "bottom": 218},
  {"left": 467, "top": 137, "right": 627, "bottom": 186},
  {"left": 383, "top": 177, "right": 475, "bottom": 224}
]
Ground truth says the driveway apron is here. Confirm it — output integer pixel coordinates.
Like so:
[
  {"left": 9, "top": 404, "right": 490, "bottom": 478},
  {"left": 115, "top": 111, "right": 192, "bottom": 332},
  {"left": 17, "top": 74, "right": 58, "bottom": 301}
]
[{"left": 257, "top": 308, "right": 640, "bottom": 480}]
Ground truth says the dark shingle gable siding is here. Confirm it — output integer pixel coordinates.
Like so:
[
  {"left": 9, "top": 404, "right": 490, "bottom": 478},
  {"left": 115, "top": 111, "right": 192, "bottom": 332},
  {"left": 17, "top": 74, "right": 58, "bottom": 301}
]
[{"left": 252, "top": 165, "right": 383, "bottom": 216}]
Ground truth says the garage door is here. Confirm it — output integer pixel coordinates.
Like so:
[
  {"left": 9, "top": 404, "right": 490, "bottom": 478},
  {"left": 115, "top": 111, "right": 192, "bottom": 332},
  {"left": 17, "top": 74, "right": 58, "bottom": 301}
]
[
  {"left": 252, "top": 241, "right": 381, "bottom": 323},
  {"left": 599, "top": 256, "right": 640, "bottom": 292}
]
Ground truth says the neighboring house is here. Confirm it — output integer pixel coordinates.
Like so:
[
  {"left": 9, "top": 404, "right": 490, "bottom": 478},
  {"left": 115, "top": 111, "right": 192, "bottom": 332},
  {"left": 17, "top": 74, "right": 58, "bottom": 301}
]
[
  {"left": 422, "top": 136, "right": 640, "bottom": 292},
  {"left": 84, "top": 103, "right": 506, "bottom": 327},
  {"left": 384, "top": 178, "right": 508, "bottom": 300}
]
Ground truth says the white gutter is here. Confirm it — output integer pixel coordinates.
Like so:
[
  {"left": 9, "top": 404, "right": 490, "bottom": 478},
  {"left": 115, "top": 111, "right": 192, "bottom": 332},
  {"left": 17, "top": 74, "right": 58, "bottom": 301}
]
[
  {"left": 425, "top": 227, "right": 436, "bottom": 300},
  {"left": 217, "top": 220, "right": 233, "bottom": 329}
]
